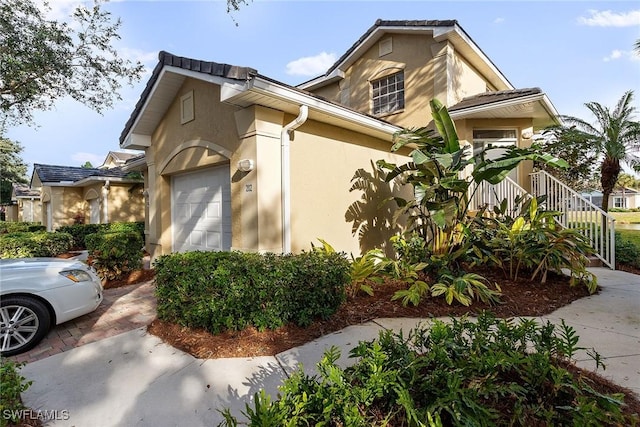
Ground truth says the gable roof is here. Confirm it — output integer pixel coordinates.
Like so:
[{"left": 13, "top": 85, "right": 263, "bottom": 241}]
[
  {"left": 298, "top": 19, "right": 513, "bottom": 92},
  {"left": 11, "top": 184, "right": 40, "bottom": 200},
  {"left": 448, "top": 88, "right": 560, "bottom": 129},
  {"left": 613, "top": 187, "right": 639, "bottom": 195},
  {"left": 31, "top": 164, "right": 141, "bottom": 188},
  {"left": 119, "top": 51, "right": 257, "bottom": 147},
  {"left": 102, "top": 151, "right": 140, "bottom": 165},
  {"left": 120, "top": 51, "right": 401, "bottom": 150}
]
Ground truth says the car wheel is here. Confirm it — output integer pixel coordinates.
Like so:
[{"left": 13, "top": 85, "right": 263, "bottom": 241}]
[{"left": 0, "top": 296, "right": 51, "bottom": 356}]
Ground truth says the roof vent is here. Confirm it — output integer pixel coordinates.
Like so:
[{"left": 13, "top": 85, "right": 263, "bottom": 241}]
[{"left": 379, "top": 37, "right": 393, "bottom": 57}]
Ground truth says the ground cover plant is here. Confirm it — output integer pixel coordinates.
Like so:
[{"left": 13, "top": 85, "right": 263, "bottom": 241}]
[
  {"left": 218, "top": 313, "right": 638, "bottom": 426},
  {"left": 0, "top": 358, "right": 32, "bottom": 427}
]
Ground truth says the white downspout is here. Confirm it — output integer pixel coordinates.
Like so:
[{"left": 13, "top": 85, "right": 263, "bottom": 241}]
[
  {"left": 281, "top": 105, "right": 309, "bottom": 253},
  {"left": 102, "top": 180, "right": 110, "bottom": 224}
]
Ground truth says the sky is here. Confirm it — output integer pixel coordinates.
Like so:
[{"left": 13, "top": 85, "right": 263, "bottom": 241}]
[{"left": 6, "top": 0, "right": 640, "bottom": 178}]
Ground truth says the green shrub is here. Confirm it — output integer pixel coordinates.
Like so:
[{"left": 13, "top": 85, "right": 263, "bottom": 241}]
[
  {"left": 0, "top": 358, "right": 32, "bottom": 427},
  {"left": 469, "top": 197, "right": 597, "bottom": 293},
  {"left": 104, "top": 221, "right": 145, "bottom": 246},
  {"left": 615, "top": 232, "right": 640, "bottom": 268},
  {"left": 57, "top": 224, "right": 103, "bottom": 249},
  {"left": 86, "top": 231, "right": 143, "bottom": 281},
  {"left": 218, "top": 312, "right": 636, "bottom": 426},
  {"left": 0, "top": 222, "right": 44, "bottom": 234},
  {"left": 0, "top": 231, "right": 73, "bottom": 259},
  {"left": 154, "top": 250, "right": 350, "bottom": 334},
  {"left": 58, "top": 221, "right": 144, "bottom": 249}
]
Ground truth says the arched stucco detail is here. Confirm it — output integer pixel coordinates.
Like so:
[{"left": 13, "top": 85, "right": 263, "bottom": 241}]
[
  {"left": 158, "top": 140, "right": 232, "bottom": 175},
  {"left": 41, "top": 192, "right": 51, "bottom": 203},
  {"left": 85, "top": 188, "right": 99, "bottom": 200},
  {"left": 368, "top": 64, "right": 405, "bottom": 82}
]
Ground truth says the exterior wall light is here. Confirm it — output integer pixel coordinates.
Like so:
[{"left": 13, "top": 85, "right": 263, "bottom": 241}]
[
  {"left": 521, "top": 129, "right": 534, "bottom": 139},
  {"left": 238, "top": 159, "right": 254, "bottom": 172}
]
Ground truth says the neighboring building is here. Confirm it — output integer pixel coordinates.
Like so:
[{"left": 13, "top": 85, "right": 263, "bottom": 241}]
[
  {"left": 30, "top": 164, "right": 144, "bottom": 231},
  {"left": 120, "top": 19, "right": 560, "bottom": 261},
  {"left": 610, "top": 187, "right": 640, "bottom": 210},
  {"left": 580, "top": 188, "right": 640, "bottom": 210},
  {"left": 11, "top": 184, "right": 42, "bottom": 222},
  {"left": 99, "top": 151, "right": 141, "bottom": 169},
  {"left": 580, "top": 190, "right": 604, "bottom": 209}
]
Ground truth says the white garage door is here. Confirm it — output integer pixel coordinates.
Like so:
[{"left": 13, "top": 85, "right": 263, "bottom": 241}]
[{"left": 171, "top": 166, "right": 232, "bottom": 253}]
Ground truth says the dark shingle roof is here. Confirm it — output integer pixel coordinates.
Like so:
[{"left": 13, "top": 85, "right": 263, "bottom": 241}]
[
  {"left": 119, "top": 51, "right": 257, "bottom": 144},
  {"left": 124, "top": 153, "right": 145, "bottom": 165},
  {"left": 449, "top": 88, "right": 542, "bottom": 112},
  {"left": 300, "top": 19, "right": 459, "bottom": 84},
  {"left": 12, "top": 184, "right": 40, "bottom": 198},
  {"left": 33, "top": 164, "right": 132, "bottom": 183}
]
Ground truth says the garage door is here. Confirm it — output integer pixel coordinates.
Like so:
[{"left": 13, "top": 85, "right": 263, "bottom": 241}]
[{"left": 171, "top": 166, "right": 232, "bottom": 253}]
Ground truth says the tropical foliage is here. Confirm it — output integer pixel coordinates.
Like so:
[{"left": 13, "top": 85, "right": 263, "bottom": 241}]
[
  {"left": 368, "top": 99, "right": 591, "bottom": 304},
  {"left": 218, "top": 313, "right": 636, "bottom": 426},
  {"left": 469, "top": 197, "right": 597, "bottom": 293},
  {"left": 556, "top": 91, "right": 640, "bottom": 211}
]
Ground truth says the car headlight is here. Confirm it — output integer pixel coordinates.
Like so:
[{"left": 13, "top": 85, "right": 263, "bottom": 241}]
[{"left": 59, "top": 269, "right": 93, "bottom": 283}]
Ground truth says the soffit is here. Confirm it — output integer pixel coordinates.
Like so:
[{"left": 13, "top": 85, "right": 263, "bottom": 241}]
[
  {"left": 128, "top": 71, "right": 186, "bottom": 138},
  {"left": 449, "top": 94, "right": 560, "bottom": 129}
]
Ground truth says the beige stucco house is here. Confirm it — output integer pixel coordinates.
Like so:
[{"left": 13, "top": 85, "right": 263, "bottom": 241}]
[
  {"left": 120, "top": 19, "right": 560, "bottom": 261},
  {"left": 30, "top": 164, "right": 144, "bottom": 231},
  {"left": 10, "top": 184, "right": 41, "bottom": 223}
]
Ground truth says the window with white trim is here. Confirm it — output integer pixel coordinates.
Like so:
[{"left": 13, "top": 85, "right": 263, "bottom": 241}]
[
  {"left": 614, "top": 196, "right": 626, "bottom": 209},
  {"left": 372, "top": 72, "right": 404, "bottom": 115}
]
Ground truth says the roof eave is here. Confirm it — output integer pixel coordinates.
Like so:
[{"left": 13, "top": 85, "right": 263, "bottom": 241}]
[
  {"left": 121, "top": 65, "right": 252, "bottom": 149},
  {"left": 224, "top": 76, "right": 401, "bottom": 140},
  {"left": 298, "top": 22, "right": 513, "bottom": 92},
  {"left": 449, "top": 93, "right": 560, "bottom": 128}
]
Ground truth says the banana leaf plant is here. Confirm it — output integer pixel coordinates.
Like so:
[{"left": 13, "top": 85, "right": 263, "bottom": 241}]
[{"left": 377, "top": 99, "right": 568, "bottom": 261}]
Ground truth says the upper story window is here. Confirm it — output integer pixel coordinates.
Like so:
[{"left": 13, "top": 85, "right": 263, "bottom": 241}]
[{"left": 372, "top": 72, "right": 404, "bottom": 115}]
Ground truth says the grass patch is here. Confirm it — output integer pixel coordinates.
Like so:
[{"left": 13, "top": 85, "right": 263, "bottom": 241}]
[{"left": 610, "top": 211, "right": 640, "bottom": 224}]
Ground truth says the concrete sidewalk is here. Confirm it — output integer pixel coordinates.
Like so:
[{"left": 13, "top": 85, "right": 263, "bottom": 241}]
[{"left": 19, "top": 268, "right": 640, "bottom": 426}]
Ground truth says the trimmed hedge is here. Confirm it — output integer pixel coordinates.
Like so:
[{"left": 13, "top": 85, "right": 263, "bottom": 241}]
[
  {"left": 0, "top": 222, "right": 45, "bottom": 234},
  {"left": 58, "top": 221, "right": 144, "bottom": 249},
  {"left": 0, "top": 232, "right": 73, "bottom": 259},
  {"left": 154, "top": 250, "right": 350, "bottom": 333},
  {"left": 85, "top": 231, "right": 143, "bottom": 281}
]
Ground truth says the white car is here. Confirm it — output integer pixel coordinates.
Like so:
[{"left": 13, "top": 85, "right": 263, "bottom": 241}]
[{"left": 0, "top": 258, "right": 103, "bottom": 356}]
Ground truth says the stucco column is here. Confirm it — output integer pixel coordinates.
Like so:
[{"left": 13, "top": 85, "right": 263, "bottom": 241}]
[
  {"left": 145, "top": 159, "right": 159, "bottom": 261},
  {"left": 430, "top": 41, "right": 455, "bottom": 106}
]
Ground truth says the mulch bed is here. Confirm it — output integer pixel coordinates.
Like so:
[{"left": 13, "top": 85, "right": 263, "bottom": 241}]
[{"left": 148, "top": 268, "right": 593, "bottom": 360}]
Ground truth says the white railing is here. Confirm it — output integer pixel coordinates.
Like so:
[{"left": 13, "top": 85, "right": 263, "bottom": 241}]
[
  {"left": 530, "top": 170, "right": 616, "bottom": 269},
  {"left": 468, "top": 176, "right": 531, "bottom": 216}
]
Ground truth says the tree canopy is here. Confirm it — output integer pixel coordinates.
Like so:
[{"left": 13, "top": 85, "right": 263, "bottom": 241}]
[
  {"left": 0, "top": 137, "right": 28, "bottom": 204},
  {"left": 558, "top": 91, "right": 640, "bottom": 211},
  {"left": 0, "top": 0, "right": 145, "bottom": 127},
  {"left": 535, "top": 126, "right": 600, "bottom": 191}
]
